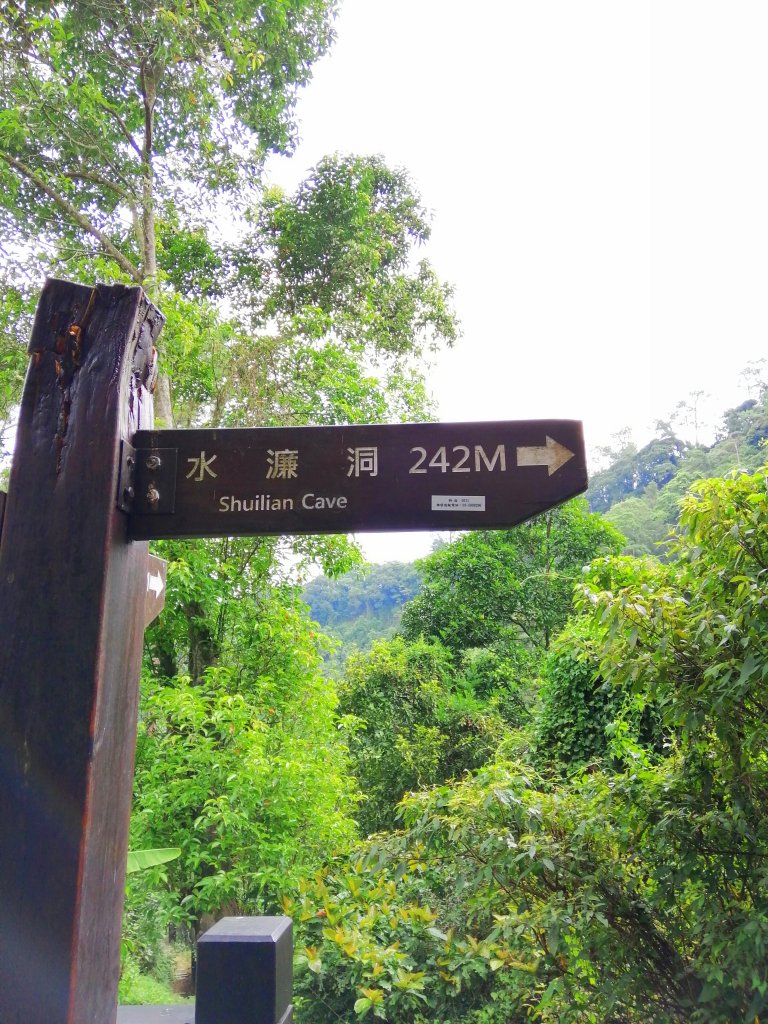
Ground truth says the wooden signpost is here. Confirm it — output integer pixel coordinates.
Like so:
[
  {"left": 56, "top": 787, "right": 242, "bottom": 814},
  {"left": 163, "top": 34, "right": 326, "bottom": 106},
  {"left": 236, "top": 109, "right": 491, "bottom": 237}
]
[{"left": 0, "top": 279, "right": 588, "bottom": 1023}]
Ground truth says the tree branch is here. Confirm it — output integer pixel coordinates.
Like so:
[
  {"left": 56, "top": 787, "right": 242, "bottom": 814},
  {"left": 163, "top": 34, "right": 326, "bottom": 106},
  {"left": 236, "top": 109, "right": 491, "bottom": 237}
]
[
  {"left": 138, "top": 59, "right": 158, "bottom": 283},
  {"left": 67, "top": 168, "right": 138, "bottom": 207},
  {"left": 19, "top": 64, "right": 143, "bottom": 188},
  {"left": 8, "top": 26, "right": 145, "bottom": 163},
  {"left": 94, "top": 92, "right": 144, "bottom": 161},
  {"left": 0, "top": 151, "right": 142, "bottom": 283}
]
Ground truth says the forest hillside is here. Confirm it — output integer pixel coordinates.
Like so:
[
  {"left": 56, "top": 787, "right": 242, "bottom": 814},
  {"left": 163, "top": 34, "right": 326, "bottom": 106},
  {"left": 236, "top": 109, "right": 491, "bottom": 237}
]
[
  {"left": 589, "top": 375, "right": 768, "bottom": 555},
  {"left": 288, "top": 463, "right": 768, "bottom": 1023},
  {"left": 303, "top": 561, "right": 422, "bottom": 654}
]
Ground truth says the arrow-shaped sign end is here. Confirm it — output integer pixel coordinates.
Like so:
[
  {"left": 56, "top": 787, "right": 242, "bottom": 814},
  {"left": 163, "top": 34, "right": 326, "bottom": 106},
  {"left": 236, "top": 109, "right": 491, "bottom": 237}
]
[{"left": 544, "top": 435, "right": 575, "bottom": 476}]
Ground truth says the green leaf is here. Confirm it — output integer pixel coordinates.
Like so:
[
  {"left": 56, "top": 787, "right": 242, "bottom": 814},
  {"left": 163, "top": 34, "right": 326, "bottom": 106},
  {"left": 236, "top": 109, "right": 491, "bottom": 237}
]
[{"left": 125, "top": 848, "right": 181, "bottom": 874}]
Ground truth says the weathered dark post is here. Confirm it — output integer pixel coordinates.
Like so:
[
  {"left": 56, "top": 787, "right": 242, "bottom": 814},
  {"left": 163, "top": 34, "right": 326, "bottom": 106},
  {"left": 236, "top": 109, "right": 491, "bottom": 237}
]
[{"left": 0, "top": 279, "right": 163, "bottom": 1024}]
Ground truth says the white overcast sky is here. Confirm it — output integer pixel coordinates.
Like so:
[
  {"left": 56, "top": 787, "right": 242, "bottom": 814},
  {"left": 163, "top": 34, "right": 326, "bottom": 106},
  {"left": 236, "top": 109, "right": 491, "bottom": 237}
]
[{"left": 268, "top": 0, "right": 768, "bottom": 562}]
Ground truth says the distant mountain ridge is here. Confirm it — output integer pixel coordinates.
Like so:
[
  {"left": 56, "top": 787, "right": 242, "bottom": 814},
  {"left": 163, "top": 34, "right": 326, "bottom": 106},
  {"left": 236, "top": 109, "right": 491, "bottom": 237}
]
[
  {"left": 587, "top": 385, "right": 768, "bottom": 556},
  {"left": 303, "top": 561, "right": 422, "bottom": 654}
]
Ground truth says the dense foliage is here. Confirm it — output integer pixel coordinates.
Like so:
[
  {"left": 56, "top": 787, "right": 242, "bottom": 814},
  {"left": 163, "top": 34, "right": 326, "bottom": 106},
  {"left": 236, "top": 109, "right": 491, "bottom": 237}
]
[
  {"left": 133, "top": 591, "right": 359, "bottom": 922},
  {"left": 400, "top": 500, "right": 623, "bottom": 655},
  {"left": 337, "top": 637, "right": 511, "bottom": 835},
  {"left": 294, "top": 466, "right": 768, "bottom": 1023}
]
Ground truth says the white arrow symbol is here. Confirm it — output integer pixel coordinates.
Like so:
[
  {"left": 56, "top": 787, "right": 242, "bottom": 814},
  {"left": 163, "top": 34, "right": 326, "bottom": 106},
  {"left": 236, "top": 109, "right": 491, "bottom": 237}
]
[
  {"left": 147, "top": 571, "right": 165, "bottom": 598},
  {"left": 516, "top": 436, "right": 575, "bottom": 476}
]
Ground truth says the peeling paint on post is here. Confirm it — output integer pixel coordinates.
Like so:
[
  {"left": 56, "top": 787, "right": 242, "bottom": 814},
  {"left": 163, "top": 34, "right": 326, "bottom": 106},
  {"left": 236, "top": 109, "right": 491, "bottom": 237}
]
[{"left": 0, "top": 280, "right": 163, "bottom": 1024}]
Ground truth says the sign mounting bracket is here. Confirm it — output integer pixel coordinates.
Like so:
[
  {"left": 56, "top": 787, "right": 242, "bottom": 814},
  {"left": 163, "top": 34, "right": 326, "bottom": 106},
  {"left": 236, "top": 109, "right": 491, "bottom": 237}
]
[
  {"left": 133, "top": 447, "right": 178, "bottom": 516},
  {"left": 117, "top": 440, "right": 136, "bottom": 513}
]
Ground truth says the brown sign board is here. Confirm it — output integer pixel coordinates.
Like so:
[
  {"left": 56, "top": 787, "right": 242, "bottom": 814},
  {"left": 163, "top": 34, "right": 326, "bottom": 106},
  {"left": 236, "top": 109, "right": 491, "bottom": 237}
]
[{"left": 127, "top": 420, "right": 587, "bottom": 541}]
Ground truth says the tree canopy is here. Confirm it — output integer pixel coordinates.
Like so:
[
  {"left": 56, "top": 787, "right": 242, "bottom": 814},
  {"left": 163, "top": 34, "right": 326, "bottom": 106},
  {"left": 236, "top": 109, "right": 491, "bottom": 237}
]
[
  {"left": 293, "top": 466, "right": 768, "bottom": 1024},
  {"left": 0, "top": 0, "right": 337, "bottom": 272},
  {"left": 0, "top": 1, "right": 457, "bottom": 432},
  {"left": 399, "top": 499, "right": 623, "bottom": 656}
]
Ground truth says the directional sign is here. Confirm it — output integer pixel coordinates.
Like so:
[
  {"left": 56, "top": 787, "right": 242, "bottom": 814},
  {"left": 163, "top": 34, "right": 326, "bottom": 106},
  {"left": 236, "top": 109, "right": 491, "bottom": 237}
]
[
  {"left": 127, "top": 420, "right": 587, "bottom": 541},
  {"left": 144, "top": 553, "right": 167, "bottom": 627}
]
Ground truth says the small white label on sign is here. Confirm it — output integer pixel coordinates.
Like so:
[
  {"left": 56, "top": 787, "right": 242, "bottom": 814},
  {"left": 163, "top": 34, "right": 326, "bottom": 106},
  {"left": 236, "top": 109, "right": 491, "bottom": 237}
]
[{"left": 431, "top": 495, "right": 486, "bottom": 511}]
